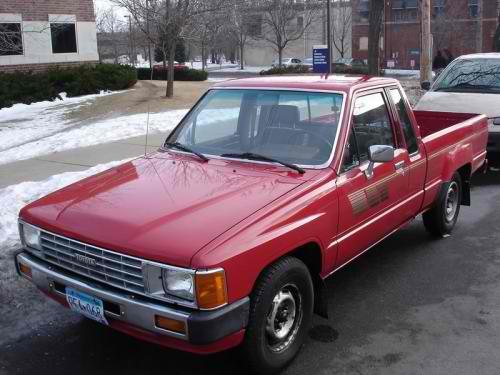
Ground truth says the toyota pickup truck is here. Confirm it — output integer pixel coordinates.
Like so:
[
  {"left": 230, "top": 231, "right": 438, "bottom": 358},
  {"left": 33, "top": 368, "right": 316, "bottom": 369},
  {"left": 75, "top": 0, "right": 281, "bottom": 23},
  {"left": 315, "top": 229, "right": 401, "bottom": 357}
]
[{"left": 15, "top": 76, "right": 488, "bottom": 374}]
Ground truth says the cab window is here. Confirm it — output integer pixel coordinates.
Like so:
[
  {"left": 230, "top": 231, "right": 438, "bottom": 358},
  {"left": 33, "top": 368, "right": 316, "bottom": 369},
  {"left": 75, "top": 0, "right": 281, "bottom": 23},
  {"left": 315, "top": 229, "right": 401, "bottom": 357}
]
[
  {"left": 341, "top": 92, "right": 395, "bottom": 172},
  {"left": 390, "top": 89, "right": 419, "bottom": 154},
  {"left": 352, "top": 93, "right": 395, "bottom": 162}
]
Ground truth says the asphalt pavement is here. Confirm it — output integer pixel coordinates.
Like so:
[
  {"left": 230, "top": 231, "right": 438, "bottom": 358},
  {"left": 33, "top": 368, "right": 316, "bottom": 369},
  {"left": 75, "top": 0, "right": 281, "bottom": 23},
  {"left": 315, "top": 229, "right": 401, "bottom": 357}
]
[{"left": 2, "top": 163, "right": 500, "bottom": 375}]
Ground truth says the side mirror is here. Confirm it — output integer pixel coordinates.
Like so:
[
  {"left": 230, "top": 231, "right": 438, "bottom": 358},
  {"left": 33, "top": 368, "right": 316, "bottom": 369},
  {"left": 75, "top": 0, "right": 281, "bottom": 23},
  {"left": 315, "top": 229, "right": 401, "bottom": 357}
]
[
  {"left": 493, "top": 118, "right": 500, "bottom": 126},
  {"left": 421, "top": 81, "right": 431, "bottom": 91},
  {"left": 365, "top": 145, "right": 395, "bottom": 180}
]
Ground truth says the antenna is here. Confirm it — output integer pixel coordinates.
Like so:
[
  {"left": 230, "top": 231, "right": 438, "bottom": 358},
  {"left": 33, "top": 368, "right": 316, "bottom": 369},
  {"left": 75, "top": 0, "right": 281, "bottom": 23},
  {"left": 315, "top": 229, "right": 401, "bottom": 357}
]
[{"left": 145, "top": 104, "right": 150, "bottom": 157}]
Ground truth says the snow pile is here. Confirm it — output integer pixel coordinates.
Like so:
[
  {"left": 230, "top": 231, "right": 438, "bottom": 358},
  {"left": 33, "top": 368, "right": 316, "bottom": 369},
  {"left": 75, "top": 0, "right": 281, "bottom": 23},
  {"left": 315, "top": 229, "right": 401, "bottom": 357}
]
[
  {"left": 0, "top": 107, "right": 244, "bottom": 165},
  {"left": 0, "top": 158, "right": 131, "bottom": 250},
  {"left": 0, "top": 109, "right": 189, "bottom": 165},
  {"left": 0, "top": 91, "right": 126, "bottom": 152}
]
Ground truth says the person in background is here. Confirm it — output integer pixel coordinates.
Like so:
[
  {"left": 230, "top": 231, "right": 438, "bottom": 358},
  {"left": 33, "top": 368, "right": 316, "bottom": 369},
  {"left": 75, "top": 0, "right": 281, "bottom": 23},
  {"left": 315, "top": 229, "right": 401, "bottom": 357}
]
[
  {"left": 444, "top": 49, "right": 454, "bottom": 66},
  {"left": 433, "top": 50, "right": 447, "bottom": 70}
]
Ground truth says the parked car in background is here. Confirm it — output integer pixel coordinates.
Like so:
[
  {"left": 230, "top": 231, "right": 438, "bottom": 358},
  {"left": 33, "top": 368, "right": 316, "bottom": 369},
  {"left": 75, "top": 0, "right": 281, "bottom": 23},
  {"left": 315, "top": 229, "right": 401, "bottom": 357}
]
[
  {"left": 153, "top": 61, "right": 189, "bottom": 72},
  {"left": 16, "top": 76, "right": 487, "bottom": 374},
  {"left": 303, "top": 57, "right": 313, "bottom": 71},
  {"left": 416, "top": 53, "right": 500, "bottom": 152},
  {"left": 272, "top": 57, "right": 303, "bottom": 67},
  {"left": 332, "top": 58, "right": 366, "bottom": 73}
]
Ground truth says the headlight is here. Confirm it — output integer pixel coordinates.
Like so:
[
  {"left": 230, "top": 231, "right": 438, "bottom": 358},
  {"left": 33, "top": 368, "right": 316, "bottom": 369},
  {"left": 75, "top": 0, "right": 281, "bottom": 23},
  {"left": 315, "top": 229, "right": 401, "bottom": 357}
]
[
  {"left": 162, "top": 268, "right": 195, "bottom": 301},
  {"left": 21, "top": 223, "right": 41, "bottom": 250},
  {"left": 144, "top": 263, "right": 227, "bottom": 309},
  {"left": 490, "top": 118, "right": 500, "bottom": 126}
]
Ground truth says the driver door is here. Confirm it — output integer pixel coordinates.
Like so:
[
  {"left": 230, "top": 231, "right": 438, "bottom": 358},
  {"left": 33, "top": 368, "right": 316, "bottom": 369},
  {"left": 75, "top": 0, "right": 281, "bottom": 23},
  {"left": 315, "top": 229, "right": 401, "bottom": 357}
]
[{"left": 335, "top": 90, "right": 409, "bottom": 267}]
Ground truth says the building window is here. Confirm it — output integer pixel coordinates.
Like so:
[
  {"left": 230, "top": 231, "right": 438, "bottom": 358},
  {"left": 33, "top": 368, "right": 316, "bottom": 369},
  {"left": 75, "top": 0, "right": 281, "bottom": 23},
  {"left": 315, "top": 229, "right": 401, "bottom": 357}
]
[
  {"left": 245, "top": 14, "right": 262, "bottom": 37},
  {"left": 433, "top": 0, "right": 445, "bottom": 17},
  {"left": 358, "top": 0, "right": 370, "bottom": 22},
  {"left": 297, "top": 16, "right": 304, "bottom": 30},
  {"left": 359, "top": 36, "right": 368, "bottom": 51},
  {"left": 468, "top": 0, "right": 479, "bottom": 18},
  {"left": 0, "top": 23, "right": 23, "bottom": 56},
  {"left": 50, "top": 23, "right": 77, "bottom": 54}
]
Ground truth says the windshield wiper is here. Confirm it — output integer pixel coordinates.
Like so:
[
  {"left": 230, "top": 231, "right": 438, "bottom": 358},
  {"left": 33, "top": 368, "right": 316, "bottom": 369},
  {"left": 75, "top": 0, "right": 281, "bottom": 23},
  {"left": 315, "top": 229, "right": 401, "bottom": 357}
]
[
  {"left": 163, "top": 142, "right": 208, "bottom": 162},
  {"left": 220, "top": 152, "right": 305, "bottom": 174}
]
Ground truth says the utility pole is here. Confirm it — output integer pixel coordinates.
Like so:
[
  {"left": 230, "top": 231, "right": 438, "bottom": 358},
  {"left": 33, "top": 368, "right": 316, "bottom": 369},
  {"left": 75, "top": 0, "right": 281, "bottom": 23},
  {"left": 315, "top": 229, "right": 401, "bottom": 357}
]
[
  {"left": 420, "top": 0, "right": 432, "bottom": 84},
  {"left": 327, "top": 0, "right": 332, "bottom": 74}
]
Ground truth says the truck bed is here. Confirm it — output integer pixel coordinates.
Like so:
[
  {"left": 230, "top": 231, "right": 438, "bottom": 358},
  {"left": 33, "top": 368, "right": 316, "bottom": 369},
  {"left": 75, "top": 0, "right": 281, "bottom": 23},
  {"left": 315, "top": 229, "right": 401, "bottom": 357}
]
[{"left": 414, "top": 110, "right": 488, "bottom": 210}]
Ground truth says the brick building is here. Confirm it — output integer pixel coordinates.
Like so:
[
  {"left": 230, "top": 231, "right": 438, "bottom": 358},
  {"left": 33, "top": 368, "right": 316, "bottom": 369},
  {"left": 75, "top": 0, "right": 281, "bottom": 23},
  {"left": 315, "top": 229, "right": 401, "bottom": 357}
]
[
  {"left": 0, "top": 0, "right": 99, "bottom": 72},
  {"left": 352, "top": 0, "right": 500, "bottom": 70}
]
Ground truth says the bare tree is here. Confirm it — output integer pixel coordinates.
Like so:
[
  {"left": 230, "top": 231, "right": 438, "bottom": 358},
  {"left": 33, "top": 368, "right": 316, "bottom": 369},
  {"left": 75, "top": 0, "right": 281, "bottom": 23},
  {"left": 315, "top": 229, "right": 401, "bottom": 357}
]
[
  {"left": 368, "top": 0, "right": 384, "bottom": 75},
  {"left": 253, "top": 0, "right": 321, "bottom": 67},
  {"left": 331, "top": 0, "right": 352, "bottom": 59},
  {"left": 95, "top": 6, "right": 126, "bottom": 63},
  {"left": 111, "top": 0, "right": 229, "bottom": 98},
  {"left": 229, "top": 0, "right": 253, "bottom": 70}
]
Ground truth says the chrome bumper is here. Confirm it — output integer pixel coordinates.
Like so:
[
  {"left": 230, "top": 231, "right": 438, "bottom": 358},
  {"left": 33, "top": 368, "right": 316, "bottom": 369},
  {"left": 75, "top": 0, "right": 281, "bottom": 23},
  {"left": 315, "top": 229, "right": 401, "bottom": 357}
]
[{"left": 15, "top": 252, "right": 249, "bottom": 345}]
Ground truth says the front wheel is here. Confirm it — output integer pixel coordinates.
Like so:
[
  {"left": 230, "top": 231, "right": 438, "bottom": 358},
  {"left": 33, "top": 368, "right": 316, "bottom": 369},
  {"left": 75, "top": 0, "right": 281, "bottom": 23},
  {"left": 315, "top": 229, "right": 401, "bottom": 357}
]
[
  {"left": 423, "top": 172, "right": 462, "bottom": 237},
  {"left": 242, "top": 257, "right": 314, "bottom": 375}
]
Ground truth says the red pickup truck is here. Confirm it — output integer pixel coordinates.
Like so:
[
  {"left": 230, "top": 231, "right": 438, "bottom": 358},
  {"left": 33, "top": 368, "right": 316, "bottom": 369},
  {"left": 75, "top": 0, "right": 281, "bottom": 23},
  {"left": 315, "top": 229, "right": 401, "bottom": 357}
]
[{"left": 15, "top": 76, "right": 488, "bottom": 374}]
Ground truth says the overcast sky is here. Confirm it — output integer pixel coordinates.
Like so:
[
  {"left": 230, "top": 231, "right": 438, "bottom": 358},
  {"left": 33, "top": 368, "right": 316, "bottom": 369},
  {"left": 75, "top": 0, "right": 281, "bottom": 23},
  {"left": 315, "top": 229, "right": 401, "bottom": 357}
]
[{"left": 94, "top": 0, "right": 129, "bottom": 17}]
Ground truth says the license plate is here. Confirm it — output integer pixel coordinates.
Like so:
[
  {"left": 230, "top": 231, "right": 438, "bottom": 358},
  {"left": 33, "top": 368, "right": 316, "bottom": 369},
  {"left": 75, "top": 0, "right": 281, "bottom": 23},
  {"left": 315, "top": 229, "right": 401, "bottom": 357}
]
[{"left": 66, "top": 287, "right": 109, "bottom": 325}]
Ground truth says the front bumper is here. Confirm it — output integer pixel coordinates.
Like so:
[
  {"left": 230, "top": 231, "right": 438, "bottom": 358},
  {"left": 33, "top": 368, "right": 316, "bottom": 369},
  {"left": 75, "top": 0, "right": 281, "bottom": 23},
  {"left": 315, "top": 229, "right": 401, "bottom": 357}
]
[{"left": 15, "top": 251, "right": 249, "bottom": 353}]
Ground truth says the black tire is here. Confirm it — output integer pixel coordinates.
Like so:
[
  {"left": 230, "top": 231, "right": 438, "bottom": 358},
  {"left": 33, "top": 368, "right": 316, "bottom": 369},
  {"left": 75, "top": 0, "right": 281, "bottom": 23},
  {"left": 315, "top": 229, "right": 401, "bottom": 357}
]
[
  {"left": 242, "top": 257, "right": 314, "bottom": 375},
  {"left": 423, "top": 172, "right": 462, "bottom": 237}
]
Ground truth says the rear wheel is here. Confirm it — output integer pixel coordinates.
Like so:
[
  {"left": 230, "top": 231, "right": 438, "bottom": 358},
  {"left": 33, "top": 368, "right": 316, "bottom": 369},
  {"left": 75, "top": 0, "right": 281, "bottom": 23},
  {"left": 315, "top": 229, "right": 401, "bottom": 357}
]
[
  {"left": 423, "top": 172, "right": 462, "bottom": 237},
  {"left": 242, "top": 257, "right": 314, "bottom": 375}
]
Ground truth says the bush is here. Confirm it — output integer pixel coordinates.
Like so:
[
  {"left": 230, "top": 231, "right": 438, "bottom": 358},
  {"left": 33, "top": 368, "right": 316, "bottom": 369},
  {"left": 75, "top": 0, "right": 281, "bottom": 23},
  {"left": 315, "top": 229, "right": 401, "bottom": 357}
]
[
  {"left": 260, "top": 65, "right": 311, "bottom": 75},
  {"left": 136, "top": 67, "right": 208, "bottom": 81},
  {"left": 332, "top": 65, "right": 369, "bottom": 75},
  {"left": 0, "top": 64, "right": 137, "bottom": 109}
]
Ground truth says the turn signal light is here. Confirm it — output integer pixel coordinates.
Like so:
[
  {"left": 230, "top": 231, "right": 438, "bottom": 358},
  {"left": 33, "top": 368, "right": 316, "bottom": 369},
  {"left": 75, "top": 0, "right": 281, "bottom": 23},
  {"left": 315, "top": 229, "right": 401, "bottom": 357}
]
[
  {"left": 195, "top": 269, "right": 227, "bottom": 310},
  {"left": 19, "top": 263, "right": 32, "bottom": 279},
  {"left": 155, "top": 315, "right": 186, "bottom": 334}
]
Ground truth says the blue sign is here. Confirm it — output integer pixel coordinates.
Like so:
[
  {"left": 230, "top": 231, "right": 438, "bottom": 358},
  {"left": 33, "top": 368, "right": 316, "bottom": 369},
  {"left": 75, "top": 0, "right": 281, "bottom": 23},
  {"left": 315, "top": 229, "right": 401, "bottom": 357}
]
[{"left": 313, "top": 45, "right": 329, "bottom": 74}]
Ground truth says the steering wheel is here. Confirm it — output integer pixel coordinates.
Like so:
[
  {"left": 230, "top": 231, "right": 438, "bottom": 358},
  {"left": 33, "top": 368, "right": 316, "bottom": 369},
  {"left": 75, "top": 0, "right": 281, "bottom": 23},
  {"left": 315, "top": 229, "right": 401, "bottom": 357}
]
[{"left": 287, "top": 129, "right": 333, "bottom": 150}]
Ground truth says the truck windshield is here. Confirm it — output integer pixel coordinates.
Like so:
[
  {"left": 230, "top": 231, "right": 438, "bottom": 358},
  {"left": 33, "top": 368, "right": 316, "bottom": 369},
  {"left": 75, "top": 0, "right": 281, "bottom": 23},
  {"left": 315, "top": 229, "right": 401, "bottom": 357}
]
[
  {"left": 167, "top": 89, "right": 344, "bottom": 167},
  {"left": 434, "top": 58, "right": 500, "bottom": 93}
]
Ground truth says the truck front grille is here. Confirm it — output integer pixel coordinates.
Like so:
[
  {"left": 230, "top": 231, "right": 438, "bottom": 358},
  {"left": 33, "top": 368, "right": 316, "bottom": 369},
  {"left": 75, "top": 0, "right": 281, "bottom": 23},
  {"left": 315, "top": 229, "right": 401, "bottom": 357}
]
[{"left": 35, "top": 230, "right": 146, "bottom": 294}]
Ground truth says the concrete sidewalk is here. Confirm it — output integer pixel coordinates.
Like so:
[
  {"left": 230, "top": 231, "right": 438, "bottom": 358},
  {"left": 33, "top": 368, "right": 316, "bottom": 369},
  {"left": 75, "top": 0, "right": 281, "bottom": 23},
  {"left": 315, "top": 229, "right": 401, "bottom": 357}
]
[{"left": 0, "top": 132, "right": 169, "bottom": 188}]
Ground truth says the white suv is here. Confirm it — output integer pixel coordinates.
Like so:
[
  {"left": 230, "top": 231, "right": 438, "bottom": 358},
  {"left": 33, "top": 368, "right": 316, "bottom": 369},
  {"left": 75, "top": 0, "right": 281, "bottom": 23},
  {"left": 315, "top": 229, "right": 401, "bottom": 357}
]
[{"left": 416, "top": 53, "right": 500, "bottom": 152}]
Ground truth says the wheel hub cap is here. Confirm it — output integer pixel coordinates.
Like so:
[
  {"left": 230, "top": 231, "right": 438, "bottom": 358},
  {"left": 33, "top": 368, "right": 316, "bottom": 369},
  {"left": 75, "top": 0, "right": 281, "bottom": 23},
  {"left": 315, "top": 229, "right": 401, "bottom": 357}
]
[
  {"left": 445, "top": 182, "right": 459, "bottom": 222},
  {"left": 265, "top": 284, "right": 302, "bottom": 353}
]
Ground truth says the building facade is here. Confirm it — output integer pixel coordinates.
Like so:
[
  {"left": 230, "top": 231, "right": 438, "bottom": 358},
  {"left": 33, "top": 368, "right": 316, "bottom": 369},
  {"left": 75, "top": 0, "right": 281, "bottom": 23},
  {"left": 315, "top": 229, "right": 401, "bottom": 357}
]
[
  {"left": 352, "top": 0, "right": 500, "bottom": 70},
  {"left": 0, "top": 0, "right": 99, "bottom": 73},
  {"left": 244, "top": 2, "right": 353, "bottom": 67}
]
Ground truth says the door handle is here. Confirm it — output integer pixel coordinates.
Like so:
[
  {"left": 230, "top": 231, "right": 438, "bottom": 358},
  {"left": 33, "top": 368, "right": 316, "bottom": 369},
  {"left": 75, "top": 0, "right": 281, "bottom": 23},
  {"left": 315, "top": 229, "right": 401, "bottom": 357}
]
[{"left": 395, "top": 161, "right": 406, "bottom": 171}]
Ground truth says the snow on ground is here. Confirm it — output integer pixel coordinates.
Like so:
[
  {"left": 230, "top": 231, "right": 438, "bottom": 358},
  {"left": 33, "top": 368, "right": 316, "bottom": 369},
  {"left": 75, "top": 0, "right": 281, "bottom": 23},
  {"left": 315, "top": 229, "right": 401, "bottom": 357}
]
[
  {"left": 190, "top": 61, "right": 238, "bottom": 70},
  {"left": 0, "top": 109, "right": 189, "bottom": 165},
  {"left": 0, "top": 158, "right": 131, "bottom": 250},
  {"left": 0, "top": 90, "right": 127, "bottom": 152}
]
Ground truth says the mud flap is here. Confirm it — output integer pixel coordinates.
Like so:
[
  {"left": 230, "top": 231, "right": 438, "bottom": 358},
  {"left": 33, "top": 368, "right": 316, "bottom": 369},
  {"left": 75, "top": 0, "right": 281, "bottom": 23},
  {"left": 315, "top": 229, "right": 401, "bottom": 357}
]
[{"left": 313, "top": 278, "right": 329, "bottom": 319}]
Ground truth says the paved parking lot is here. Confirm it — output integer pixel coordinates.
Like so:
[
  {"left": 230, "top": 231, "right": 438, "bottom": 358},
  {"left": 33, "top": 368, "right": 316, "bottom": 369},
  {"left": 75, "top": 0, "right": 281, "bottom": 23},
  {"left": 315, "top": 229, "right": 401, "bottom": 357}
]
[{"left": 2, "top": 163, "right": 500, "bottom": 375}]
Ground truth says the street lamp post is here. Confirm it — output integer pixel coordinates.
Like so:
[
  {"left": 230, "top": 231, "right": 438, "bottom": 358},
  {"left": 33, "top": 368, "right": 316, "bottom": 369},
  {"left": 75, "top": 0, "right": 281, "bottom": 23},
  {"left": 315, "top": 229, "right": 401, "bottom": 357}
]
[{"left": 327, "top": 0, "right": 332, "bottom": 74}]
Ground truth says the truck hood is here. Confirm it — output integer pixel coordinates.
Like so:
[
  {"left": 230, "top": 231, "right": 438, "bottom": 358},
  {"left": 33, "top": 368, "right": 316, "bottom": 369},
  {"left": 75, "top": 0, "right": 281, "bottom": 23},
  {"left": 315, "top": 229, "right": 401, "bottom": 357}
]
[
  {"left": 415, "top": 91, "right": 500, "bottom": 118},
  {"left": 20, "top": 153, "right": 310, "bottom": 267}
]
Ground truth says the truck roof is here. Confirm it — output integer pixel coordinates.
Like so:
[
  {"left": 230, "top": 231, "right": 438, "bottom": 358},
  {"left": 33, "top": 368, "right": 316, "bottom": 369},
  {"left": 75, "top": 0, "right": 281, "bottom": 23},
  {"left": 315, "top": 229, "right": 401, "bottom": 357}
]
[{"left": 213, "top": 75, "right": 399, "bottom": 93}]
